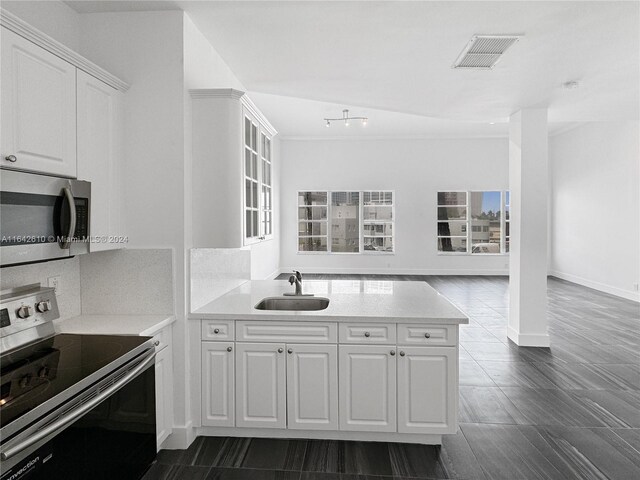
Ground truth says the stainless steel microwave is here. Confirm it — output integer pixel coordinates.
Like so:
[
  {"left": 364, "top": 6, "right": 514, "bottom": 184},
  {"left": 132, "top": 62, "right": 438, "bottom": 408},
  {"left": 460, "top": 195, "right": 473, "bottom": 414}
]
[{"left": 0, "top": 170, "right": 91, "bottom": 267}]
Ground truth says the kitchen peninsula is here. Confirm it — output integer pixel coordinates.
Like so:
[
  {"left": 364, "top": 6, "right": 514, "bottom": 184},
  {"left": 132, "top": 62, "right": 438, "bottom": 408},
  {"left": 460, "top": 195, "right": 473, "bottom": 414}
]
[{"left": 191, "top": 280, "right": 468, "bottom": 445}]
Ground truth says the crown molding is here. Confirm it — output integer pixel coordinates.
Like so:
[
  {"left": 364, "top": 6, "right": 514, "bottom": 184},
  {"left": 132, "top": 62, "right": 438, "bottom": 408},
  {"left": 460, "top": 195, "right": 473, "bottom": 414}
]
[
  {"left": 279, "top": 134, "right": 508, "bottom": 141},
  {"left": 190, "top": 88, "right": 278, "bottom": 136},
  {"left": 1, "top": 8, "right": 129, "bottom": 92}
]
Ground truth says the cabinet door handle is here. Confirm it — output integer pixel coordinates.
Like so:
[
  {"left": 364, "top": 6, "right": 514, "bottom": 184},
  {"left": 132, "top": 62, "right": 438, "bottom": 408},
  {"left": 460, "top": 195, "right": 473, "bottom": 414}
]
[
  {"left": 287, "top": 349, "right": 293, "bottom": 354},
  {"left": 213, "top": 328, "right": 220, "bottom": 334},
  {"left": 227, "top": 346, "right": 232, "bottom": 352},
  {"left": 277, "top": 348, "right": 284, "bottom": 353},
  {"left": 399, "top": 351, "right": 405, "bottom": 357},
  {"left": 390, "top": 350, "right": 396, "bottom": 356},
  {"left": 364, "top": 332, "right": 371, "bottom": 338},
  {"left": 424, "top": 333, "right": 431, "bottom": 339},
  {"left": 5, "top": 155, "right": 17, "bottom": 162}
]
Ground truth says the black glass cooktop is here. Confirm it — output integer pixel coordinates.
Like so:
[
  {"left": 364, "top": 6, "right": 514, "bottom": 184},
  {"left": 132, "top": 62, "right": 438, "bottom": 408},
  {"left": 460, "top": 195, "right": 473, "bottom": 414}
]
[{"left": 0, "top": 334, "right": 150, "bottom": 430}]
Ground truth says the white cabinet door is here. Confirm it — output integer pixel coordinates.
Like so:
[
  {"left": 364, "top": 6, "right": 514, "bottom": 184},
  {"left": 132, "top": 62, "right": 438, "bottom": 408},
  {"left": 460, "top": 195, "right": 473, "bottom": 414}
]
[
  {"left": 77, "top": 69, "right": 124, "bottom": 251},
  {"left": 397, "top": 346, "right": 457, "bottom": 434},
  {"left": 155, "top": 344, "right": 173, "bottom": 448},
  {"left": 235, "top": 342, "right": 286, "bottom": 428},
  {"left": 201, "top": 342, "right": 235, "bottom": 427},
  {"left": 339, "top": 345, "right": 396, "bottom": 432},
  {"left": 286, "top": 344, "right": 338, "bottom": 430},
  {"left": 1, "top": 27, "right": 77, "bottom": 177}
]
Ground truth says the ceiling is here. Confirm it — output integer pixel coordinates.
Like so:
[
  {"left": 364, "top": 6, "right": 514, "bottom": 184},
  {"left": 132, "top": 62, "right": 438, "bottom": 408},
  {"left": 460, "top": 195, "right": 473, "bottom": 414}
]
[{"left": 65, "top": 1, "right": 639, "bottom": 138}]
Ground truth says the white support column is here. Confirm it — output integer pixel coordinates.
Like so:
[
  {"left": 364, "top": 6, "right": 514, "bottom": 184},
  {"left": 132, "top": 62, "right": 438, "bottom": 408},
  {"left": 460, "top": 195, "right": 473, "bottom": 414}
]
[{"left": 508, "top": 109, "right": 550, "bottom": 347}]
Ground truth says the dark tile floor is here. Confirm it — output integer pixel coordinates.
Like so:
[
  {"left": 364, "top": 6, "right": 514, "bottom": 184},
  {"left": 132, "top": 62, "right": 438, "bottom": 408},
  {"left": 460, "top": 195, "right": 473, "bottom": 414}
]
[{"left": 145, "top": 275, "right": 640, "bottom": 480}]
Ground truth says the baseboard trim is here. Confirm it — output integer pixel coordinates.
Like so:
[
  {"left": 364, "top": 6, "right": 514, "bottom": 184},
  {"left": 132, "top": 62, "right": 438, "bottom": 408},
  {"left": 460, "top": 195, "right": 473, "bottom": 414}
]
[
  {"left": 549, "top": 270, "right": 639, "bottom": 303},
  {"left": 507, "top": 326, "right": 550, "bottom": 347},
  {"left": 196, "top": 426, "right": 444, "bottom": 445},
  {"left": 161, "top": 421, "right": 196, "bottom": 450},
  {"left": 280, "top": 267, "right": 508, "bottom": 276}
]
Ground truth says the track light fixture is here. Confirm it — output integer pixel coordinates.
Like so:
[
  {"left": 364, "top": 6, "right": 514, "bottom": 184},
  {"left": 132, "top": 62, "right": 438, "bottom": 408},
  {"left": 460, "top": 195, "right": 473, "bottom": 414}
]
[{"left": 324, "top": 109, "right": 368, "bottom": 127}]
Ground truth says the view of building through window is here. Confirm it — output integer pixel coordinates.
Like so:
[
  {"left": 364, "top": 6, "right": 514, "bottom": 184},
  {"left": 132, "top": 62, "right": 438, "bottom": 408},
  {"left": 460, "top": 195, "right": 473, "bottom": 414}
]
[
  {"left": 298, "top": 191, "right": 394, "bottom": 253},
  {"left": 438, "top": 191, "right": 509, "bottom": 254}
]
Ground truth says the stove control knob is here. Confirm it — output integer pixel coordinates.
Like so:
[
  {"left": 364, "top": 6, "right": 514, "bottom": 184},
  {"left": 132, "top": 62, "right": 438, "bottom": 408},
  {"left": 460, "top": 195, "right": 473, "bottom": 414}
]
[
  {"left": 16, "top": 305, "right": 34, "bottom": 319},
  {"left": 19, "top": 375, "right": 31, "bottom": 388},
  {"left": 38, "top": 366, "right": 50, "bottom": 378},
  {"left": 36, "top": 300, "right": 51, "bottom": 313}
]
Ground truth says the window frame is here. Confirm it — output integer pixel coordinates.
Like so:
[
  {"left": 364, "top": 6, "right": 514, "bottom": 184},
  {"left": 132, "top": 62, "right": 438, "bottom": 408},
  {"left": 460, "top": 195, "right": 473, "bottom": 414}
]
[
  {"left": 437, "top": 190, "right": 510, "bottom": 256},
  {"left": 297, "top": 190, "right": 395, "bottom": 255}
]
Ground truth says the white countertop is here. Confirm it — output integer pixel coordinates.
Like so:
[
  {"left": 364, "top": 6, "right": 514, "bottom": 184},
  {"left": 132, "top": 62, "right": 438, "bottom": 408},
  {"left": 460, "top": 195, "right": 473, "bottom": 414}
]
[
  {"left": 55, "top": 314, "right": 176, "bottom": 337},
  {"left": 192, "top": 280, "right": 468, "bottom": 324}
]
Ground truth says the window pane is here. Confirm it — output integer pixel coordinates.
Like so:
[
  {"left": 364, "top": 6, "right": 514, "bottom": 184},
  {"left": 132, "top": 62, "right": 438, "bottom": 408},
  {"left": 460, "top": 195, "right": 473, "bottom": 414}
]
[
  {"left": 364, "top": 237, "right": 393, "bottom": 252},
  {"left": 245, "top": 179, "right": 252, "bottom": 207},
  {"left": 245, "top": 210, "right": 252, "bottom": 237},
  {"left": 298, "top": 206, "right": 327, "bottom": 221},
  {"left": 438, "top": 237, "right": 467, "bottom": 252},
  {"left": 506, "top": 222, "right": 510, "bottom": 237},
  {"left": 438, "top": 192, "right": 466, "bottom": 206},
  {"left": 252, "top": 211, "right": 258, "bottom": 236},
  {"left": 298, "top": 236, "right": 327, "bottom": 252},
  {"left": 470, "top": 191, "right": 501, "bottom": 254},
  {"left": 363, "top": 191, "right": 393, "bottom": 205},
  {"left": 331, "top": 192, "right": 360, "bottom": 253},
  {"left": 299, "top": 222, "right": 327, "bottom": 236},
  {"left": 251, "top": 153, "right": 257, "bottom": 180},
  {"left": 252, "top": 182, "right": 258, "bottom": 208},
  {"left": 251, "top": 123, "right": 257, "bottom": 149},
  {"left": 244, "top": 118, "right": 251, "bottom": 147},
  {"left": 437, "top": 221, "right": 466, "bottom": 237},
  {"left": 437, "top": 207, "right": 466, "bottom": 220},
  {"left": 364, "top": 223, "right": 393, "bottom": 236},
  {"left": 245, "top": 149, "right": 251, "bottom": 177},
  {"left": 298, "top": 192, "right": 327, "bottom": 206},
  {"left": 363, "top": 206, "right": 392, "bottom": 221}
]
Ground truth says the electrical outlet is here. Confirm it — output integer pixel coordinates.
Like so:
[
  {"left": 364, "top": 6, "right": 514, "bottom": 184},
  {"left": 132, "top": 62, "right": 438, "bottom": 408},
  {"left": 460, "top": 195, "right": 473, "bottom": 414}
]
[{"left": 48, "top": 276, "right": 62, "bottom": 295}]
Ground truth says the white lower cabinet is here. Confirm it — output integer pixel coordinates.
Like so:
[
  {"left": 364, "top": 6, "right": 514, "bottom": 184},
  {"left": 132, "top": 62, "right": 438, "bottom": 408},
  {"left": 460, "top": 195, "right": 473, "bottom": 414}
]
[
  {"left": 235, "top": 342, "right": 286, "bottom": 428},
  {"left": 155, "top": 339, "right": 173, "bottom": 448},
  {"left": 397, "top": 346, "right": 457, "bottom": 434},
  {"left": 339, "top": 345, "right": 397, "bottom": 432},
  {"left": 201, "top": 342, "right": 235, "bottom": 427},
  {"left": 286, "top": 344, "right": 338, "bottom": 430}
]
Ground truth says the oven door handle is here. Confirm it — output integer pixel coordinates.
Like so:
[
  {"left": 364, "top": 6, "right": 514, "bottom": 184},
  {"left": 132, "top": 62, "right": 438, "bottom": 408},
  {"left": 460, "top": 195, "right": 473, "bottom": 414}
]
[
  {"left": 0, "top": 348, "right": 156, "bottom": 461},
  {"left": 59, "top": 186, "right": 76, "bottom": 249}
]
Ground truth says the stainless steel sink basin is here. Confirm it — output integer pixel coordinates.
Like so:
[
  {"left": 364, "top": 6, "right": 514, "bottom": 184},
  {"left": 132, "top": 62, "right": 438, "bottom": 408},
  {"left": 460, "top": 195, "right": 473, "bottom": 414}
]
[{"left": 255, "top": 296, "right": 330, "bottom": 311}]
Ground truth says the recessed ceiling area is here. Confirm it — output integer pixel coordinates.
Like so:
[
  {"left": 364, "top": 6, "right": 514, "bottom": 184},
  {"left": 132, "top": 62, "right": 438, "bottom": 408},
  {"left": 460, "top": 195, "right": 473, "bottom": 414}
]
[{"left": 64, "top": 1, "right": 639, "bottom": 136}]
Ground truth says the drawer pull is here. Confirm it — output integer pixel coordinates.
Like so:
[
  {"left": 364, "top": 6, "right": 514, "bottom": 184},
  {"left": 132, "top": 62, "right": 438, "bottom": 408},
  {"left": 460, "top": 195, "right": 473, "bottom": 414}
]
[
  {"left": 287, "top": 348, "right": 293, "bottom": 354},
  {"left": 364, "top": 332, "right": 371, "bottom": 338},
  {"left": 5, "top": 155, "right": 17, "bottom": 162},
  {"left": 213, "top": 328, "right": 220, "bottom": 334},
  {"left": 390, "top": 350, "right": 396, "bottom": 356},
  {"left": 424, "top": 333, "right": 431, "bottom": 339},
  {"left": 277, "top": 348, "right": 284, "bottom": 353},
  {"left": 227, "top": 346, "right": 232, "bottom": 352},
  {"left": 399, "top": 351, "right": 405, "bottom": 357},
  {"left": 153, "top": 340, "right": 160, "bottom": 347}
]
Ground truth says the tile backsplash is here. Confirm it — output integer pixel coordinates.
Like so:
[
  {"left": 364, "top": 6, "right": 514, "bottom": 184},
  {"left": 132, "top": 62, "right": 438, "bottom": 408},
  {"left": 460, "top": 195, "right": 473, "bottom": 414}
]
[
  {"left": 0, "top": 257, "right": 81, "bottom": 320},
  {"left": 80, "top": 249, "right": 174, "bottom": 315},
  {"left": 191, "top": 248, "right": 250, "bottom": 311}
]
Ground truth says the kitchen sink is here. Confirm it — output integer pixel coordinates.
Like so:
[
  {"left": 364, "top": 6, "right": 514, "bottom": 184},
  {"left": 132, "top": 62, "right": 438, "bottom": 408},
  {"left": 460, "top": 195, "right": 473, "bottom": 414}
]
[{"left": 254, "top": 296, "right": 330, "bottom": 311}]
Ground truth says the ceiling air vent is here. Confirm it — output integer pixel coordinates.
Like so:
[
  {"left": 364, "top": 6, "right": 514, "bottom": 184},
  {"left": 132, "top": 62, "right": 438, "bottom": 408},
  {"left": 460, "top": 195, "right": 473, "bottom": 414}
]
[{"left": 452, "top": 35, "right": 522, "bottom": 70}]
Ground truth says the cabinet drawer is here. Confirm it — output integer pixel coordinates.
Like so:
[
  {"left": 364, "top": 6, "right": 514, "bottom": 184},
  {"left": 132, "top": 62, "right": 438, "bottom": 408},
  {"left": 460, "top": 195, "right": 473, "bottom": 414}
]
[
  {"left": 338, "top": 323, "right": 396, "bottom": 344},
  {"left": 398, "top": 324, "right": 456, "bottom": 346},
  {"left": 151, "top": 327, "right": 170, "bottom": 352},
  {"left": 202, "top": 320, "right": 235, "bottom": 341},
  {"left": 236, "top": 321, "right": 337, "bottom": 343}
]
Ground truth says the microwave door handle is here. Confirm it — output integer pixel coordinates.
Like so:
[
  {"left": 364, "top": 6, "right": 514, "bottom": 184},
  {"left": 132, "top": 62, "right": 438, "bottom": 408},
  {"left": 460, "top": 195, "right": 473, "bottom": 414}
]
[{"left": 59, "top": 186, "right": 76, "bottom": 249}]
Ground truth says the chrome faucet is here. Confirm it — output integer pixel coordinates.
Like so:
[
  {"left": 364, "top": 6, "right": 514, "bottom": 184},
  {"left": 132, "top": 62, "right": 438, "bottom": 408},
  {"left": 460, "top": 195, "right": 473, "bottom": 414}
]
[{"left": 284, "top": 270, "right": 313, "bottom": 296}]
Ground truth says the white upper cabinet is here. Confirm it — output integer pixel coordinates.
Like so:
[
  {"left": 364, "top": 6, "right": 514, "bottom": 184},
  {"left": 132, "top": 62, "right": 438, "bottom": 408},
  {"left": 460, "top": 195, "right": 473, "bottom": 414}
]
[
  {"left": 1, "top": 27, "right": 77, "bottom": 177},
  {"left": 191, "top": 89, "right": 277, "bottom": 248},
  {"left": 76, "top": 70, "right": 124, "bottom": 251}
]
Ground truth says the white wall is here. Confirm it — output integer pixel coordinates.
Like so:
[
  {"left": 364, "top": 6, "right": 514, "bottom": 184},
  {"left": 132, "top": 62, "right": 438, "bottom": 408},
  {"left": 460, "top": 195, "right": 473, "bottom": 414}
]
[
  {"left": 280, "top": 138, "right": 509, "bottom": 274},
  {"left": 549, "top": 122, "right": 640, "bottom": 301},
  {"left": 2, "top": 0, "right": 80, "bottom": 51}
]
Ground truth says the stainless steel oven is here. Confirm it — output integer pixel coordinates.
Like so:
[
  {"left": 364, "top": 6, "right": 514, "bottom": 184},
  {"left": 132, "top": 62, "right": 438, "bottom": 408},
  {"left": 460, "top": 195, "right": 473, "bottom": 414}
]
[
  {"left": 0, "top": 170, "right": 91, "bottom": 267},
  {"left": 0, "top": 285, "right": 157, "bottom": 480}
]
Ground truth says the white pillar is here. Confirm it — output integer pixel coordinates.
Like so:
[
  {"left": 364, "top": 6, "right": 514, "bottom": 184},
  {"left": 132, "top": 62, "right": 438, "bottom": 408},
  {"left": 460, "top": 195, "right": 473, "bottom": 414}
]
[{"left": 508, "top": 109, "right": 550, "bottom": 347}]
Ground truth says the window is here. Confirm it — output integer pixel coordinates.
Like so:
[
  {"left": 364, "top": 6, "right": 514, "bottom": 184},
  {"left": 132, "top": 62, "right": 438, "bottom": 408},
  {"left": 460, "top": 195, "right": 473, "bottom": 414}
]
[
  {"left": 298, "top": 191, "right": 328, "bottom": 251},
  {"left": 438, "top": 191, "right": 509, "bottom": 254},
  {"left": 505, "top": 191, "right": 510, "bottom": 252},
  {"left": 297, "top": 190, "right": 394, "bottom": 253}
]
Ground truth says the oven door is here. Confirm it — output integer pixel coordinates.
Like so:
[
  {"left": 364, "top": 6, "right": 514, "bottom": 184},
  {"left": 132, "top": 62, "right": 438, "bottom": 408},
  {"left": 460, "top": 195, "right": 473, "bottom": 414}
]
[
  {"left": 0, "top": 170, "right": 90, "bottom": 267},
  {"left": 0, "top": 349, "right": 156, "bottom": 480}
]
